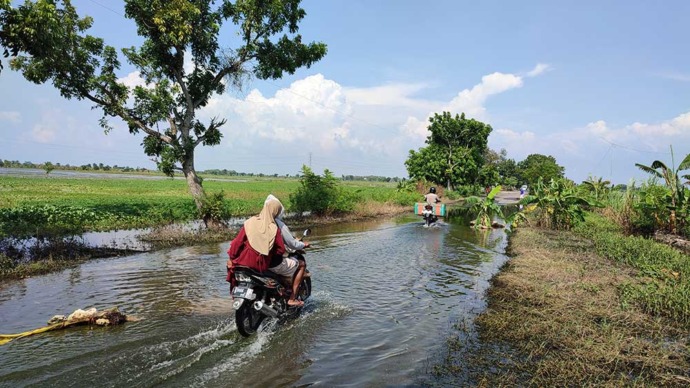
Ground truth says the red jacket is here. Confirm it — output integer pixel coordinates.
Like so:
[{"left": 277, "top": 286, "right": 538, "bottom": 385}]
[{"left": 227, "top": 226, "right": 285, "bottom": 272}]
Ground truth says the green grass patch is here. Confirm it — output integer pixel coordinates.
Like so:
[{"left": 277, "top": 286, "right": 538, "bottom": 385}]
[
  {"left": 452, "top": 226, "right": 690, "bottom": 386},
  {"left": 574, "top": 213, "right": 690, "bottom": 325}
]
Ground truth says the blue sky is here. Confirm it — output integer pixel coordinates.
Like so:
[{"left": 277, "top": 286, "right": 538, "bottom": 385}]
[{"left": 1, "top": 0, "right": 689, "bottom": 184}]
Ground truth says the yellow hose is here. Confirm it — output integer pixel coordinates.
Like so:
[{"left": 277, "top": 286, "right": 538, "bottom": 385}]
[{"left": 0, "top": 323, "right": 67, "bottom": 345}]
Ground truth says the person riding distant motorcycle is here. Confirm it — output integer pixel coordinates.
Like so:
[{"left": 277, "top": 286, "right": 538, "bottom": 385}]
[
  {"left": 424, "top": 187, "right": 441, "bottom": 205},
  {"left": 422, "top": 187, "right": 441, "bottom": 225}
]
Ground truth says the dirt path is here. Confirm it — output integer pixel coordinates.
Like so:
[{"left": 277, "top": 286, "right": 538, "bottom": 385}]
[{"left": 493, "top": 190, "right": 522, "bottom": 205}]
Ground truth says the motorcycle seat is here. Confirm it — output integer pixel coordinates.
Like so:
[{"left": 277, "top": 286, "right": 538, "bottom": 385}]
[{"left": 233, "top": 265, "right": 283, "bottom": 281}]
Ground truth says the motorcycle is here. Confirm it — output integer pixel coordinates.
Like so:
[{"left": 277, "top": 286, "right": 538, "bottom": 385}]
[
  {"left": 230, "top": 229, "right": 312, "bottom": 337},
  {"left": 422, "top": 204, "right": 439, "bottom": 227}
]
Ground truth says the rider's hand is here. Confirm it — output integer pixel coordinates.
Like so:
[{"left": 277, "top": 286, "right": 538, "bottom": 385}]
[{"left": 303, "top": 241, "right": 310, "bottom": 248}]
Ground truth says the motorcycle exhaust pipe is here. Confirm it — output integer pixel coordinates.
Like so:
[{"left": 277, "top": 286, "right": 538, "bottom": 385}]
[{"left": 253, "top": 300, "right": 279, "bottom": 318}]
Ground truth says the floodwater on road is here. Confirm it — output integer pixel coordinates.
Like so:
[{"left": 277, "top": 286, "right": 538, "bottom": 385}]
[{"left": 0, "top": 215, "right": 510, "bottom": 387}]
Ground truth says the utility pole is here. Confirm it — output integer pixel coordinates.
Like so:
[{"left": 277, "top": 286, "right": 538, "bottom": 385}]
[{"left": 309, "top": 152, "right": 312, "bottom": 168}]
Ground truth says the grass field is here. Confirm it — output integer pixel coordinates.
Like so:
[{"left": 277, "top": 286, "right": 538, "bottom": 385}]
[{"left": 0, "top": 174, "right": 414, "bottom": 237}]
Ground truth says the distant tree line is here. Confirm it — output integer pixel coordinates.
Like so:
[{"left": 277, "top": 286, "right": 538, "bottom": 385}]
[
  {"left": 202, "top": 169, "right": 290, "bottom": 178},
  {"left": 0, "top": 160, "right": 402, "bottom": 182},
  {"left": 0, "top": 159, "right": 150, "bottom": 173},
  {"left": 341, "top": 175, "right": 402, "bottom": 182}
]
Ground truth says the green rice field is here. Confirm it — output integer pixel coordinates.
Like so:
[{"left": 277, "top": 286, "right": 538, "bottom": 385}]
[{"left": 0, "top": 174, "right": 414, "bottom": 238}]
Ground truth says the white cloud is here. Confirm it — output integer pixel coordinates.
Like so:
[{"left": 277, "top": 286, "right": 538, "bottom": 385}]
[
  {"left": 201, "top": 74, "right": 363, "bottom": 151},
  {"left": 113, "top": 65, "right": 549, "bottom": 165},
  {"left": 203, "top": 65, "right": 550, "bottom": 158},
  {"left": 526, "top": 63, "right": 552, "bottom": 77},
  {"left": 0, "top": 111, "right": 21, "bottom": 123},
  {"left": 444, "top": 72, "right": 523, "bottom": 119},
  {"left": 489, "top": 110, "right": 690, "bottom": 183},
  {"left": 401, "top": 116, "right": 428, "bottom": 140},
  {"left": 31, "top": 125, "right": 56, "bottom": 143},
  {"left": 401, "top": 64, "right": 548, "bottom": 142},
  {"left": 656, "top": 72, "right": 690, "bottom": 82},
  {"left": 31, "top": 111, "right": 60, "bottom": 143},
  {"left": 343, "top": 82, "right": 435, "bottom": 110},
  {"left": 101, "top": 65, "right": 551, "bottom": 175},
  {"left": 489, "top": 128, "right": 540, "bottom": 158},
  {"left": 117, "top": 71, "right": 147, "bottom": 89}
]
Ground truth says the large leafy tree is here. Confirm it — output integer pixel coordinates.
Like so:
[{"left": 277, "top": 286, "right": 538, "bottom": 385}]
[
  {"left": 405, "top": 112, "right": 492, "bottom": 190},
  {"left": 517, "top": 154, "right": 565, "bottom": 187},
  {"left": 0, "top": 0, "right": 326, "bottom": 227},
  {"left": 497, "top": 157, "right": 519, "bottom": 188},
  {"left": 405, "top": 144, "right": 475, "bottom": 189},
  {"left": 479, "top": 148, "right": 520, "bottom": 188}
]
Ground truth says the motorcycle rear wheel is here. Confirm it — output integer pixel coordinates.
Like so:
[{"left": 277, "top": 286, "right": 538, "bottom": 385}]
[
  {"left": 235, "top": 302, "right": 265, "bottom": 337},
  {"left": 298, "top": 276, "right": 311, "bottom": 301}
]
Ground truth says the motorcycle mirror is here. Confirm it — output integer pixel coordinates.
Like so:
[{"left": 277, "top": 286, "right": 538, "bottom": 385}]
[{"left": 302, "top": 228, "right": 312, "bottom": 237}]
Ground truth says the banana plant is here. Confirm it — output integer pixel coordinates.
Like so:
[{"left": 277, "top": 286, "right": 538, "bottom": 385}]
[
  {"left": 465, "top": 185, "right": 504, "bottom": 229},
  {"left": 520, "top": 177, "right": 601, "bottom": 230},
  {"left": 581, "top": 175, "right": 611, "bottom": 201},
  {"left": 635, "top": 146, "right": 690, "bottom": 234}
]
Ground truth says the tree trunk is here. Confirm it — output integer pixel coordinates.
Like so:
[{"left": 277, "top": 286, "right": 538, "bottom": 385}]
[{"left": 181, "top": 150, "right": 225, "bottom": 230}]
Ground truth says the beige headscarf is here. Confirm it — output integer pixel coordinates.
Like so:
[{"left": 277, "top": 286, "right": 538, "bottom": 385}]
[{"left": 244, "top": 198, "right": 283, "bottom": 255}]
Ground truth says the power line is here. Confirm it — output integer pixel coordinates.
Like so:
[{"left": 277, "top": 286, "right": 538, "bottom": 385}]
[
  {"left": 596, "top": 136, "right": 670, "bottom": 155},
  {"left": 589, "top": 145, "right": 612, "bottom": 177},
  {"left": 85, "top": 0, "right": 124, "bottom": 18}
]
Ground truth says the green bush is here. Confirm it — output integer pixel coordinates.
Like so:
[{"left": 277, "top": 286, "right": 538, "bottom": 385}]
[
  {"left": 444, "top": 190, "right": 463, "bottom": 200},
  {"left": 289, "top": 166, "right": 361, "bottom": 215},
  {"left": 199, "top": 191, "right": 231, "bottom": 224},
  {"left": 0, "top": 253, "right": 15, "bottom": 276},
  {"left": 632, "top": 182, "right": 671, "bottom": 236},
  {"left": 453, "top": 185, "right": 482, "bottom": 197}
]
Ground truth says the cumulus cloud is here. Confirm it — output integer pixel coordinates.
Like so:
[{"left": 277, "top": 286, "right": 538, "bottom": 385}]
[
  {"left": 401, "top": 64, "right": 549, "bottom": 143},
  {"left": 107, "top": 65, "right": 551, "bottom": 175},
  {"left": 113, "top": 65, "right": 550, "bottom": 164},
  {"left": 200, "top": 74, "right": 383, "bottom": 156},
  {"left": 0, "top": 111, "right": 21, "bottom": 123},
  {"left": 579, "top": 112, "right": 690, "bottom": 148},
  {"left": 117, "top": 71, "right": 147, "bottom": 89},
  {"left": 444, "top": 72, "right": 523, "bottom": 119}
]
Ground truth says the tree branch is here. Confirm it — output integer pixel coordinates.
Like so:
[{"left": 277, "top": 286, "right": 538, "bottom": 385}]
[{"left": 172, "top": 46, "right": 195, "bottom": 132}]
